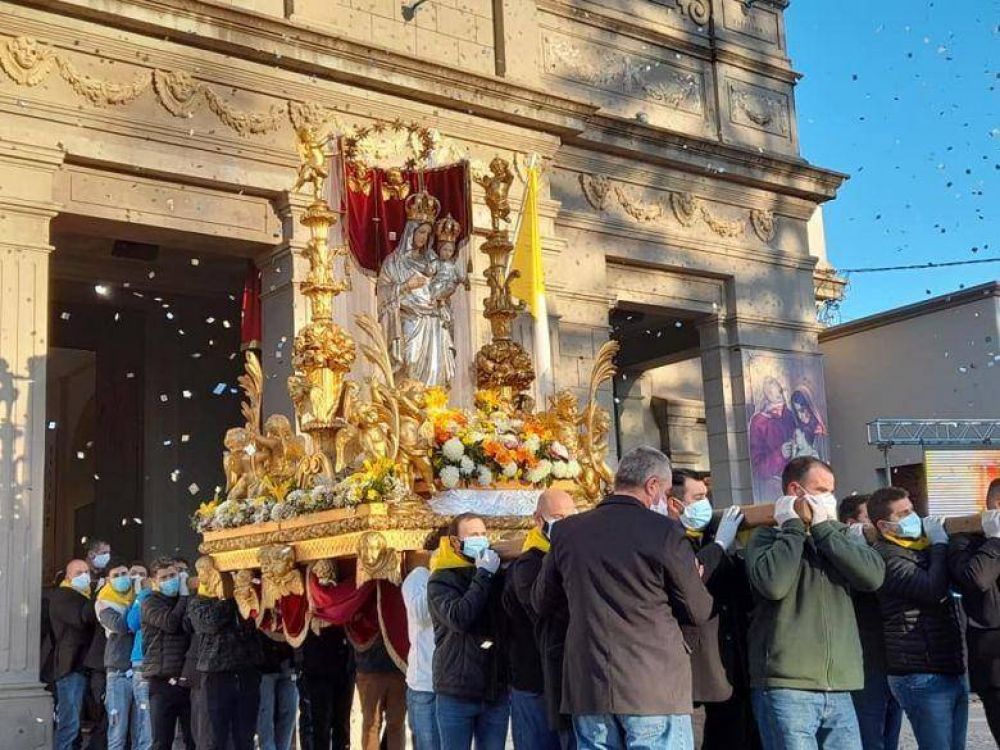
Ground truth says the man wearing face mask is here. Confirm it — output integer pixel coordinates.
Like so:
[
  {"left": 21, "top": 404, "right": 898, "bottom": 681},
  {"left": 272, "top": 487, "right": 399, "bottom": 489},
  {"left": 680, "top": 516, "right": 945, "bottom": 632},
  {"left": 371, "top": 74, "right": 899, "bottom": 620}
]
[
  {"left": 49, "top": 558, "right": 99, "bottom": 750},
  {"left": 533, "top": 446, "right": 713, "bottom": 748},
  {"left": 141, "top": 557, "right": 194, "bottom": 750},
  {"left": 747, "top": 457, "right": 885, "bottom": 750},
  {"left": 503, "top": 488, "right": 577, "bottom": 750},
  {"left": 428, "top": 512, "right": 509, "bottom": 750},
  {"left": 867, "top": 487, "right": 966, "bottom": 749},
  {"left": 665, "top": 470, "right": 757, "bottom": 750},
  {"left": 95, "top": 559, "right": 139, "bottom": 750},
  {"left": 949, "top": 478, "right": 1000, "bottom": 744},
  {"left": 84, "top": 539, "right": 113, "bottom": 750}
]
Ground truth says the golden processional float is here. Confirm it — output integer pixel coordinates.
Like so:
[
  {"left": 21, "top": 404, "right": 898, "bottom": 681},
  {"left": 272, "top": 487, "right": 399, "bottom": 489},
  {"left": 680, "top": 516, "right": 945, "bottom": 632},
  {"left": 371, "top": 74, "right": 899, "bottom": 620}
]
[{"left": 192, "top": 123, "right": 618, "bottom": 656}]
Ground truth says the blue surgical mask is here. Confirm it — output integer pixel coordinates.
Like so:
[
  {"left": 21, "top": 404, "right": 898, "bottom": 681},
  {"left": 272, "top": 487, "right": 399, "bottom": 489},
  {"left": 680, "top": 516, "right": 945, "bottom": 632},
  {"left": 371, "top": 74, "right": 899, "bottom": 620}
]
[
  {"left": 895, "top": 513, "right": 924, "bottom": 539},
  {"left": 92, "top": 553, "right": 110, "bottom": 570},
  {"left": 70, "top": 573, "right": 91, "bottom": 593},
  {"left": 111, "top": 576, "right": 132, "bottom": 594},
  {"left": 159, "top": 577, "right": 181, "bottom": 597},
  {"left": 681, "top": 498, "right": 713, "bottom": 531},
  {"left": 462, "top": 537, "right": 490, "bottom": 559}
]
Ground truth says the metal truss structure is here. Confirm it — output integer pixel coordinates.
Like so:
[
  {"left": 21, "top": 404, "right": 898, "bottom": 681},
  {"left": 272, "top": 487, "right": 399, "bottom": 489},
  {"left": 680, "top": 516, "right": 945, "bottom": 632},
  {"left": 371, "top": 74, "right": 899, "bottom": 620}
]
[{"left": 867, "top": 419, "right": 1000, "bottom": 448}]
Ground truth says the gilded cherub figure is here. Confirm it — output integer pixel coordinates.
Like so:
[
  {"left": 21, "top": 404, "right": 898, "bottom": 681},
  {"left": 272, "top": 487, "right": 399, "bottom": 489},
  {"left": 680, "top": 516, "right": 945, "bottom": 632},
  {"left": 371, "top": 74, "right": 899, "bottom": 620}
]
[
  {"left": 332, "top": 384, "right": 393, "bottom": 472},
  {"left": 474, "top": 157, "right": 514, "bottom": 231},
  {"left": 254, "top": 414, "right": 307, "bottom": 482},
  {"left": 292, "top": 125, "right": 329, "bottom": 201},
  {"left": 223, "top": 427, "right": 255, "bottom": 501}
]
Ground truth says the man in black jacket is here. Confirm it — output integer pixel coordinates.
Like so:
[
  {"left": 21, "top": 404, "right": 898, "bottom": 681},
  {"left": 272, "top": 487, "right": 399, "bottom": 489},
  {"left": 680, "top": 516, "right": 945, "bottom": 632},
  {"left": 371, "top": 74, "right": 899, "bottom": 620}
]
[
  {"left": 295, "top": 625, "right": 355, "bottom": 750},
  {"left": 869, "top": 487, "right": 967, "bottom": 750},
  {"left": 188, "top": 555, "right": 262, "bottom": 750},
  {"left": 949, "top": 477, "right": 1000, "bottom": 744},
  {"left": 49, "top": 558, "right": 97, "bottom": 750},
  {"left": 665, "top": 469, "right": 753, "bottom": 750},
  {"left": 839, "top": 494, "right": 902, "bottom": 750},
  {"left": 428, "top": 512, "right": 508, "bottom": 750},
  {"left": 503, "top": 487, "right": 577, "bottom": 750},
  {"left": 141, "top": 556, "right": 194, "bottom": 750},
  {"left": 533, "top": 446, "right": 713, "bottom": 748}
]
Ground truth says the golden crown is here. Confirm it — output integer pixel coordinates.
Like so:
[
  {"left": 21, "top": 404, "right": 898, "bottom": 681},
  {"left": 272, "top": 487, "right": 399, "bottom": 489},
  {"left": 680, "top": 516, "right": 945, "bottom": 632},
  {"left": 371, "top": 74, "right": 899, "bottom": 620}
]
[
  {"left": 404, "top": 191, "right": 441, "bottom": 224},
  {"left": 435, "top": 214, "right": 462, "bottom": 243}
]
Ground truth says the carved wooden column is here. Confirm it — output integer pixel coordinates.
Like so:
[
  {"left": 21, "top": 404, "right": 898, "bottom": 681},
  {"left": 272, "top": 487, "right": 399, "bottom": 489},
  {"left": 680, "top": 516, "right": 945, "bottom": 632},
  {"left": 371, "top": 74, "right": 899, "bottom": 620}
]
[{"left": 0, "top": 141, "right": 63, "bottom": 749}]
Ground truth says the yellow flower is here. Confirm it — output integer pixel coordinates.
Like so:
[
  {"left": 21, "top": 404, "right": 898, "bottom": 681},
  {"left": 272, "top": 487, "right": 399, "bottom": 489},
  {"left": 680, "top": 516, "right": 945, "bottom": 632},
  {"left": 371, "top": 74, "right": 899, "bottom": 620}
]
[
  {"left": 197, "top": 500, "right": 219, "bottom": 518},
  {"left": 425, "top": 387, "right": 450, "bottom": 412},
  {"left": 366, "top": 489, "right": 379, "bottom": 501}
]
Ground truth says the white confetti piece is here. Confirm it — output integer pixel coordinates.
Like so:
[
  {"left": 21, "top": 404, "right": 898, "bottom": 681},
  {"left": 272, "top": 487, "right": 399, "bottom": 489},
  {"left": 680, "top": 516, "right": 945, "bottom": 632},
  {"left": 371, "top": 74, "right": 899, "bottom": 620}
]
[
  {"left": 60, "top": 312, "right": 71, "bottom": 320},
  {"left": 76, "top": 451, "right": 85, "bottom": 460},
  {"left": 48, "top": 421, "right": 57, "bottom": 430},
  {"left": 170, "top": 470, "right": 180, "bottom": 482},
  {"left": 190, "top": 258, "right": 200, "bottom": 266},
  {"left": 188, "top": 483, "right": 200, "bottom": 496},
  {"left": 94, "top": 284, "right": 110, "bottom": 296},
  {"left": 159, "top": 394, "right": 169, "bottom": 402},
  {"left": 222, "top": 320, "right": 231, "bottom": 328},
  {"left": 182, "top": 390, "right": 192, "bottom": 399},
  {"left": 213, "top": 383, "right": 227, "bottom": 395},
  {"left": 181, "top": 434, "right": 190, "bottom": 443}
]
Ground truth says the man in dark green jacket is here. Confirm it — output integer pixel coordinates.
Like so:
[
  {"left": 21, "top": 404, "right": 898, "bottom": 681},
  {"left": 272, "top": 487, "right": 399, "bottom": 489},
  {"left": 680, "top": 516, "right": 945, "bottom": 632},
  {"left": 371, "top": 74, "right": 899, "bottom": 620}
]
[{"left": 747, "top": 457, "right": 885, "bottom": 750}]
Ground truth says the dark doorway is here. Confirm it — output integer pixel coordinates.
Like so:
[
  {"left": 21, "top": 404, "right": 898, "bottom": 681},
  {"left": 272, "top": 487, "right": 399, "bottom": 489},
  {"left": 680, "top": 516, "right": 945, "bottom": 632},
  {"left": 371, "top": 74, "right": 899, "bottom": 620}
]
[{"left": 44, "top": 232, "right": 247, "bottom": 579}]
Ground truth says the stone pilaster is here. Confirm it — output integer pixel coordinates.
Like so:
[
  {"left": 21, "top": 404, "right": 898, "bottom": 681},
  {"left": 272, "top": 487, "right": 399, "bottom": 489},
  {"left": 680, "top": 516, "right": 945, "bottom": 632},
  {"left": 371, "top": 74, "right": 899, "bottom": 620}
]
[
  {"left": 0, "top": 142, "right": 63, "bottom": 749},
  {"left": 698, "top": 316, "right": 754, "bottom": 505}
]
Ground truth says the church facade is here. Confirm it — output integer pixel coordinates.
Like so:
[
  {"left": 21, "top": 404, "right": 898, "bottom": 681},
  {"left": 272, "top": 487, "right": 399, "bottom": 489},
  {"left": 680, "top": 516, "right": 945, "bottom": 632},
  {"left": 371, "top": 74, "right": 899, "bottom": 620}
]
[{"left": 0, "top": 0, "right": 843, "bottom": 738}]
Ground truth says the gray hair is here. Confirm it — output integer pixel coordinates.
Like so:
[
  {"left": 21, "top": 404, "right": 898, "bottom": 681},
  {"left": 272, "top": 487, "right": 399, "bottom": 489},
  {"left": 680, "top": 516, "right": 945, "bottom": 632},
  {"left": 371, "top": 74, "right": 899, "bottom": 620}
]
[{"left": 614, "top": 446, "right": 672, "bottom": 490}]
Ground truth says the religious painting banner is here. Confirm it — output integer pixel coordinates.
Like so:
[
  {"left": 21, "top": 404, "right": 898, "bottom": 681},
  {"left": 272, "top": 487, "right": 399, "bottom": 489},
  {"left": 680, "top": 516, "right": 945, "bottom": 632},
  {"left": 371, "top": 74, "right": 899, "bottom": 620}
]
[
  {"left": 742, "top": 350, "right": 830, "bottom": 502},
  {"left": 343, "top": 161, "right": 472, "bottom": 272}
]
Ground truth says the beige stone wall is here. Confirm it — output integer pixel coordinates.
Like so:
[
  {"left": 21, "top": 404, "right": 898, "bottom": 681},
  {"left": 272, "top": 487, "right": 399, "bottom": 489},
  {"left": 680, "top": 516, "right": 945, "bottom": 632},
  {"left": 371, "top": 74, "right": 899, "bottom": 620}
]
[{"left": 290, "top": 0, "right": 497, "bottom": 76}]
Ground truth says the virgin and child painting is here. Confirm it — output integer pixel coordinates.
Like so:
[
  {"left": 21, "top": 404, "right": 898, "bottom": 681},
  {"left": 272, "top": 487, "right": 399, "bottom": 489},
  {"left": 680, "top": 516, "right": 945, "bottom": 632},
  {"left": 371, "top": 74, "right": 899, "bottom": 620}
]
[{"left": 743, "top": 350, "right": 830, "bottom": 502}]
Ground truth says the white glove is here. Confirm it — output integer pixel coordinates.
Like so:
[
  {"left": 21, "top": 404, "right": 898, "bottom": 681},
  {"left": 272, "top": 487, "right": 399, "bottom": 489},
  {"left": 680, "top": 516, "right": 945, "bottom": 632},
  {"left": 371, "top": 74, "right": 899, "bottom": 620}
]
[
  {"left": 805, "top": 495, "right": 834, "bottom": 526},
  {"left": 848, "top": 522, "right": 867, "bottom": 538},
  {"left": 178, "top": 571, "right": 190, "bottom": 596},
  {"left": 924, "top": 516, "right": 949, "bottom": 545},
  {"left": 714, "top": 506, "right": 744, "bottom": 551},
  {"left": 983, "top": 509, "right": 1000, "bottom": 539},
  {"left": 774, "top": 496, "right": 800, "bottom": 526},
  {"left": 476, "top": 549, "right": 500, "bottom": 575}
]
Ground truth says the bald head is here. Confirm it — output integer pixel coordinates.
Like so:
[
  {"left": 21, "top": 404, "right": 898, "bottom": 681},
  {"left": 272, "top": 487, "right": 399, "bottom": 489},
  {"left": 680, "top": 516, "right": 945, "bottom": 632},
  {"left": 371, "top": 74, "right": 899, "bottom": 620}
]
[
  {"left": 535, "top": 488, "right": 576, "bottom": 531},
  {"left": 64, "top": 559, "right": 89, "bottom": 581}
]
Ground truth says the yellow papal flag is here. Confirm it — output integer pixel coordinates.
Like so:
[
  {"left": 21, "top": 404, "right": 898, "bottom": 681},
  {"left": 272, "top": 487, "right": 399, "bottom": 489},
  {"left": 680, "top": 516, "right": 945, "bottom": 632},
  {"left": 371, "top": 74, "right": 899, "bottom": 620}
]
[{"left": 509, "top": 162, "right": 553, "bottom": 397}]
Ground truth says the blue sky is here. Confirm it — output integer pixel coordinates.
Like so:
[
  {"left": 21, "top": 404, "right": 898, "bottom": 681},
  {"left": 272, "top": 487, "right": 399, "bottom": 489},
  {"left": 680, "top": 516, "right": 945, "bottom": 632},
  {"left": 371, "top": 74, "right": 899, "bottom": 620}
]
[{"left": 786, "top": 1, "right": 997, "bottom": 321}]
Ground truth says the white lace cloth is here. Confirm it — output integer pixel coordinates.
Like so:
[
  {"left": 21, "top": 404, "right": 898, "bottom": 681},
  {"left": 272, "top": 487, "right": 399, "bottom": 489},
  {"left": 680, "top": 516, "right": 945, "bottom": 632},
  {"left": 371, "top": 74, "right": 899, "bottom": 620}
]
[{"left": 428, "top": 488, "right": 539, "bottom": 517}]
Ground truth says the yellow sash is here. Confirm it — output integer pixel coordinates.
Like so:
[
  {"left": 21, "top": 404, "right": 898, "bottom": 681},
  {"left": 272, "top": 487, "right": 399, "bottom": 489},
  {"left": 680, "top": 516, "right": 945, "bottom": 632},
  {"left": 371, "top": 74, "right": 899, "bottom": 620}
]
[
  {"left": 430, "top": 537, "right": 474, "bottom": 572},
  {"left": 521, "top": 527, "right": 551, "bottom": 554},
  {"left": 883, "top": 533, "right": 931, "bottom": 551}
]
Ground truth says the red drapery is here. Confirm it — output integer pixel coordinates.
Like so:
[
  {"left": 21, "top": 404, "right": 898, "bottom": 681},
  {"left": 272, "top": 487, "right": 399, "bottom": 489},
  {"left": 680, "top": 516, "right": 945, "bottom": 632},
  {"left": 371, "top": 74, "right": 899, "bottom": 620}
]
[
  {"left": 344, "top": 162, "right": 472, "bottom": 273},
  {"left": 239, "top": 262, "right": 262, "bottom": 350},
  {"left": 307, "top": 573, "right": 410, "bottom": 667}
]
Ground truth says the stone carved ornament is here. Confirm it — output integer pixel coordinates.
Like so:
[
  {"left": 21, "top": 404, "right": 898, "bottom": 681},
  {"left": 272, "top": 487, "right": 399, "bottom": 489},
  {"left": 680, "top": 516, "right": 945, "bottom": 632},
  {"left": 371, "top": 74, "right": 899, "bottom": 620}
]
[
  {"left": 728, "top": 80, "right": 790, "bottom": 136},
  {"left": 543, "top": 34, "right": 702, "bottom": 114},
  {"left": 0, "top": 35, "right": 345, "bottom": 138},
  {"left": 580, "top": 173, "right": 781, "bottom": 243}
]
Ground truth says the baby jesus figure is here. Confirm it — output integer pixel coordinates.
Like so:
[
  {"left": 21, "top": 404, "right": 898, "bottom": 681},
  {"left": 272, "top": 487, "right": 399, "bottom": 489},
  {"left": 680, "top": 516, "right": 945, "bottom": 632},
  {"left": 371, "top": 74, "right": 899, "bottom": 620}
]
[{"left": 430, "top": 215, "right": 468, "bottom": 329}]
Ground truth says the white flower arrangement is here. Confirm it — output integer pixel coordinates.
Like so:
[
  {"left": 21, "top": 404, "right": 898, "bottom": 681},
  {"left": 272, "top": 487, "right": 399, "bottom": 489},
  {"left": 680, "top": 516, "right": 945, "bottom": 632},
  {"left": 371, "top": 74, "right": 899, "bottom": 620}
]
[
  {"left": 442, "top": 437, "right": 466, "bottom": 462},
  {"left": 440, "top": 465, "right": 462, "bottom": 489}
]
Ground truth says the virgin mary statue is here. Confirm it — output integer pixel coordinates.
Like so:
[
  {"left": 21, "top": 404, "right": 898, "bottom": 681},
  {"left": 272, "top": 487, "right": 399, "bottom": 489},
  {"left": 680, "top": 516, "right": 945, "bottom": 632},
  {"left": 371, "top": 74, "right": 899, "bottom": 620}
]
[{"left": 376, "top": 191, "right": 457, "bottom": 387}]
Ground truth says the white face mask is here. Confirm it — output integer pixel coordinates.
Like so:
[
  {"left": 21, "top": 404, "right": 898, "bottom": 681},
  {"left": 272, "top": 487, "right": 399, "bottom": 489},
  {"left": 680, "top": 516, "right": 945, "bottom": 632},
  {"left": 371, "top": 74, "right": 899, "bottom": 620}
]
[
  {"left": 812, "top": 492, "right": 838, "bottom": 518},
  {"left": 650, "top": 499, "right": 669, "bottom": 516}
]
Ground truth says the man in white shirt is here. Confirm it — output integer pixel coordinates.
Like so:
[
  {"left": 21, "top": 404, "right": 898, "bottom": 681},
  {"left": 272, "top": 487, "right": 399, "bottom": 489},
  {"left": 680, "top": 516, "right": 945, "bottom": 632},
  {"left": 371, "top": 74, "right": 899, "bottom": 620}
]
[{"left": 402, "top": 532, "right": 446, "bottom": 750}]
